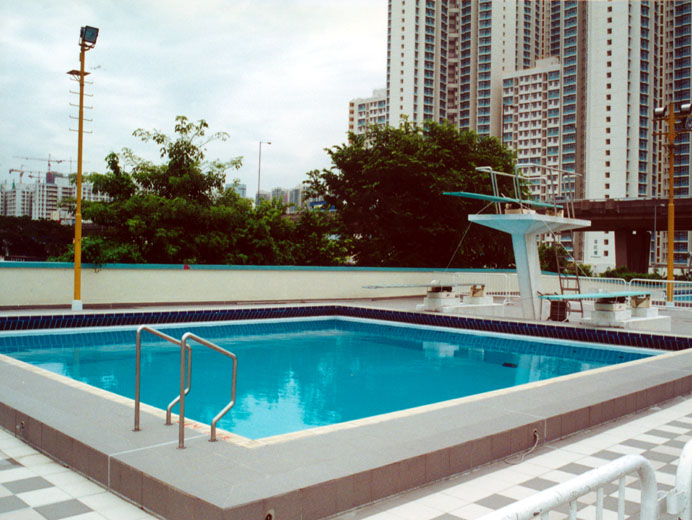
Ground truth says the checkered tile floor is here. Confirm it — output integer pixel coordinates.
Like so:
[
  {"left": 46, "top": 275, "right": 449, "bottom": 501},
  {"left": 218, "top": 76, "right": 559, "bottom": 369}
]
[
  {"left": 3, "top": 398, "right": 692, "bottom": 520},
  {"left": 0, "top": 430, "right": 156, "bottom": 520},
  {"left": 334, "top": 396, "right": 692, "bottom": 520}
]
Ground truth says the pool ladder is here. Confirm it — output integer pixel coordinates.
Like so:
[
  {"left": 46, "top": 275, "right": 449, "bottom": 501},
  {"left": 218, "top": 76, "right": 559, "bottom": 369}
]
[{"left": 133, "top": 325, "right": 238, "bottom": 449}]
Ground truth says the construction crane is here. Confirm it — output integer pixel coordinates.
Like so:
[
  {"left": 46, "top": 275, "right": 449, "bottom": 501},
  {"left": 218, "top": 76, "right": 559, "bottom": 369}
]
[
  {"left": 13, "top": 154, "right": 66, "bottom": 174},
  {"left": 8, "top": 167, "right": 43, "bottom": 183}
]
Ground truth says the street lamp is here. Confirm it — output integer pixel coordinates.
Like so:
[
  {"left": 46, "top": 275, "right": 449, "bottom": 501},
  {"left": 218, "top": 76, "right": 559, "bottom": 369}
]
[
  {"left": 67, "top": 25, "right": 99, "bottom": 311},
  {"left": 256, "top": 140, "right": 271, "bottom": 206},
  {"left": 654, "top": 101, "right": 692, "bottom": 303}
]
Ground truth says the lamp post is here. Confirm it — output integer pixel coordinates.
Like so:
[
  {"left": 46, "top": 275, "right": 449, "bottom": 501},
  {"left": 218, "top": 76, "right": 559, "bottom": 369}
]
[
  {"left": 67, "top": 26, "right": 99, "bottom": 311},
  {"left": 654, "top": 101, "right": 691, "bottom": 303},
  {"left": 256, "top": 140, "right": 271, "bottom": 206}
]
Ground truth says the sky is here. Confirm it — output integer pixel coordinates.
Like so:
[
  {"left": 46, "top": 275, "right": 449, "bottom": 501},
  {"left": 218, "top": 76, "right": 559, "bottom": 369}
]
[{"left": 0, "top": 0, "right": 387, "bottom": 196}]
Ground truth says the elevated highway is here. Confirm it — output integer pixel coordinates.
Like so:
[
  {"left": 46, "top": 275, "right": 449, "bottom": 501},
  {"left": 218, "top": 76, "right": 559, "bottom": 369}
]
[
  {"left": 570, "top": 197, "right": 692, "bottom": 272},
  {"left": 572, "top": 197, "right": 692, "bottom": 232}
]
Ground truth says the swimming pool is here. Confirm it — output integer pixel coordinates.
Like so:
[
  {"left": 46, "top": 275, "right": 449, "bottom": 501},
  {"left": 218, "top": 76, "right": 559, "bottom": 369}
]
[{"left": 0, "top": 317, "right": 656, "bottom": 439}]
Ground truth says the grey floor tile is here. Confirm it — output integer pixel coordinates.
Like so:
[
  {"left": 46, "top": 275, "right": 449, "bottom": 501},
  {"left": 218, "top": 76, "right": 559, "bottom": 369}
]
[
  {"left": 34, "top": 499, "right": 92, "bottom": 520},
  {"left": 602, "top": 496, "right": 640, "bottom": 516},
  {"left": 591, "top": 450, "right": 623, "bottom": 461},
  {"left": 558, "top": 462, "right": 594, "bottom": 475},
  {"left": 476, "top": 494, "right": 516, "bottom": 510},
  {"left": 664, "top": 420, "right": 692, "bottom": 430},
  {"left": 645, "top": 429, "right": 679, "bottom": 439},
  {"left": 519, "top": 477, "right": 558, "bottom": 491},
  {"left": 0, "top": 459, "right": 21, "bottom": 472},
  {"left": 3, "top": 477, "right": 53, "bottom": 494},
  {"left": 663, "top": 439, "right": 687, "bottom": 449},
  {"left": 657, "top": 463, "right": 678, "bottom": 475},
  {"left": 430, "top": 515, "right": 464, "bottom": 520},
  {"left": 0, "top": 495, "right": 29, "bottom": 514},
  {"left": 620, "top": 439, "right": 657, "bottom": 450},
  {"left": 643, "top": 450, "right": 677, "bottom": 463}
]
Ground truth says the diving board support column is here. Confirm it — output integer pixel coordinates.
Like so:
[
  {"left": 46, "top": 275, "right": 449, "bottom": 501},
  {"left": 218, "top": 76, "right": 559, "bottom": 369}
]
[
  {"left": 509, "top": 229, "right": 544, "bottom": 320},
  {"left": 469, "top": 214, "right": 590, "bottom": 320}
]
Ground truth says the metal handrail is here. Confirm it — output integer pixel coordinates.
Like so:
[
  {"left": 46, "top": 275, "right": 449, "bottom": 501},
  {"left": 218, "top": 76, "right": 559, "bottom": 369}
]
[
  {"left": 178, "top": 332, "right": 237, "bottom": 448},
  {"left": 134, "top": 325, "right": 191, "bottom": 432}
]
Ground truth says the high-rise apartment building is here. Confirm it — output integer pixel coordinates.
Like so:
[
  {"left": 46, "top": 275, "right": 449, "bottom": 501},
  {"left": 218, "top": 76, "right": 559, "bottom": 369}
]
[
  {"left": 349, "top": 89, "right": 387, "bottom": 134},
  {"left": 382, "top": 0, "right": 691, "bottom": 272},
  {"left": 0, "top": 174, "right": 108, "bottom": 223}
]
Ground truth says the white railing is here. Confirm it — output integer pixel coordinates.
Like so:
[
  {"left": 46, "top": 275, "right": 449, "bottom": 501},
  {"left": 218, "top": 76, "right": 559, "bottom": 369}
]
[
  {"left": 480, "top": 453, "right": 657, "bottom": 520},
  {"left": 479, "top": 440, "right": 692, "bottom": 520},
  {"left": 453, "top": 272, "right": 511, "bottom": 300},
  {"left": 667, "top": 439, "right": 692, "bottom": 520},
  {"left": 629, "top": 278, "right": 692, "bottom": 309}
]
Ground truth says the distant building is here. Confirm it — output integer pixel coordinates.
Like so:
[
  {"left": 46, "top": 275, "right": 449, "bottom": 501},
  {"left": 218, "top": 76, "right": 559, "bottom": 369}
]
[
  {"left": 348, "top": 89, "right": 387, "bottom": 134},
  {"left": 225, "top": 182, "right": 247, "bottom": 199},
  {"left": 0, "top": 173, "right": 109, "bottom": 223}
]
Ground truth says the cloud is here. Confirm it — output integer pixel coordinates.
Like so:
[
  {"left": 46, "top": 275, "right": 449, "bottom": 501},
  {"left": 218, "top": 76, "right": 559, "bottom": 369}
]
[{"left": 0, "top": 0, "right": 387, "bottom": 193}]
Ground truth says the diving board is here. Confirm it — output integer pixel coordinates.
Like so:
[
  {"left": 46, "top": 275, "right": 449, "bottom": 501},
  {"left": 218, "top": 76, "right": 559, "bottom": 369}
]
[
  {"left": 443, "top": 191, "right": 562, "bottom": 209},
  {"left": 363, "top": 283, "right": 477, "bottom": 289},
  {"left": 538, "top": 291, "right": 651, "bottom": 301}
]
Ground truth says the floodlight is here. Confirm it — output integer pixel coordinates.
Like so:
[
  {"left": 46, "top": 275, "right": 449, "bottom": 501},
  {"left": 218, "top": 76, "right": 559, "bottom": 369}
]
[
  {"left": 680, "top": 103, "right": 692, "bottom": 115},
  {"left": 653, "top": 106, "right": 667, "bottom": 119},
  {"left": 80, "top": 26, "right": 99, "bottom": 45}
]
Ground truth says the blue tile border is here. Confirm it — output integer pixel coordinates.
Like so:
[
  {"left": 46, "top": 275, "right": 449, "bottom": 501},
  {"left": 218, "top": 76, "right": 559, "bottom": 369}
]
[{"left": 0, "top": 305, "right": 689, "bottom": 351}]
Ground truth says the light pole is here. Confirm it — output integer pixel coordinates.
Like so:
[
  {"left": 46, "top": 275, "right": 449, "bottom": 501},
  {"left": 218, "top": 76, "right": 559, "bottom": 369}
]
[
  {"left": 654, "top": 101, "right": 692, "bottom": 303},
  {"left": 67, "top": 26, "right": 99, "bottom": 311},
  {"left": 256, "top": 140, "right": 271, "bottom": 206}
]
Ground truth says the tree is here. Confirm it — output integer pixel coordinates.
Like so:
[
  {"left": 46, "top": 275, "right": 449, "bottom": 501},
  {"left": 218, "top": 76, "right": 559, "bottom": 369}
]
[
  {"left": 51, "top": 116, "right": 346, "bottom": 266},
  {"left": 0, "top": 216, "right": 73, "bottom": 260},
  {"left": 305, "top": 121, "right": 517, "bottom": 267}
]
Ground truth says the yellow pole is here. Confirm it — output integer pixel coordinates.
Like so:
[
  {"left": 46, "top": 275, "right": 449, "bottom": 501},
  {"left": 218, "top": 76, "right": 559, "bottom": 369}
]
[
  {"left": 72, "top": 42, "right": 86, "bottom": 311},
  {"left": 666, "top": 102, "right": 675, "bottom": 304}
]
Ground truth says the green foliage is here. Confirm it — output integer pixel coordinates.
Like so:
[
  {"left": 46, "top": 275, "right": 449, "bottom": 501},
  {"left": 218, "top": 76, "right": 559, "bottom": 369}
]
[
  {"left": 600, "top": 265, "right": 664, "bottom": 282},
  {"left": 51, "top": 116, "right": 346, "bottom": 266},
  {"left": 0, "top": 216, "right": 74, "bottom": 260},
  {"left": 305, "top": 121, "right": 517, "bottom": 267},
  {"left": 538, "top": 242, "right": 593, "bottom": 277}
]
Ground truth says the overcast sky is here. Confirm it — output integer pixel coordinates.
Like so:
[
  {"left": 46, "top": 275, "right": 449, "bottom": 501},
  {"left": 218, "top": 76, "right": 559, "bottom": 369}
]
[{"left": 0, "top": 0, "right": 387, "bottom": 196}]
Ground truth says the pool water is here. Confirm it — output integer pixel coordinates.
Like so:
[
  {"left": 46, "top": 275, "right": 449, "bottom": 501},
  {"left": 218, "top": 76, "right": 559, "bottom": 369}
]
[{"left": 0, "top": 318, "right": 654, "bottom": 439}]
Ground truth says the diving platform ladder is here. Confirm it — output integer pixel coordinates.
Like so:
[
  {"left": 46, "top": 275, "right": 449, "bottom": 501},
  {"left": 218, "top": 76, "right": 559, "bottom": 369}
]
[
  {"left": 554, "top": 229, "right": 584, "bottom": 317},
  {"left": 133, "top": 325, "right": 238, "bottom": 449}
]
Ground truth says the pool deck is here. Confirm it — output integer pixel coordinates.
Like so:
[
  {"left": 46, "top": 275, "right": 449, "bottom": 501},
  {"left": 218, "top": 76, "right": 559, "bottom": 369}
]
[{"left": 1, "top": 297, "right": 691, "bottom": 520}]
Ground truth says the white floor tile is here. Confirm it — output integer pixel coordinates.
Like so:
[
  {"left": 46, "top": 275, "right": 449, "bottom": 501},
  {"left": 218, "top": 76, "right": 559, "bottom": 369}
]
[
  {"left": 80, "top": 491, "right": 131, "bottom": 511},
  {"left": 2, "top": 445, "right": 37, "bottom": 458},
  {"left": 0, "top": 466, "right": 34, "bottom": 483},
  {"left": 99, "top": 502, "right": 152, "bottom": 520},
  {"left": 527, "top": 449, "right": 583, "bottom": 469},
  {"left": 0, "top": 508, "right": 45, "bottom": 519},
  {"left": 417, "top": 491, "right": 469, "bottom": 512},
  {"left": 449, "top": 502, "right": 495, "bottom": 519},
  {"left": 386, "top": 500, "right": 443, "bottom": 520},
  {"left": 15, "top": 453, "right": 54, "bottom": 468},
  {"left": 62, "top": 479, "right": 108, "bottom": 499},
  {"left": 16, "top": 486, "right": 73, "bottom": 507},
  {"left": 28, "top": 461, "right": 71, "bottom": 477}
]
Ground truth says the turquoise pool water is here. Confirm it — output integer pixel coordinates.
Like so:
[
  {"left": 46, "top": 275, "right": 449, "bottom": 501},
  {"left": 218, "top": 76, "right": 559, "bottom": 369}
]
[{"left": 0, "top": 318, "right": 655, "bottom": 439}]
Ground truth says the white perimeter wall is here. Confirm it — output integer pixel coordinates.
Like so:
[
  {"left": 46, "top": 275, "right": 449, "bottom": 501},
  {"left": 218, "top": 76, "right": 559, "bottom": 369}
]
[{"left": 0, "top": 263, "right": 518, "bottom": 308}]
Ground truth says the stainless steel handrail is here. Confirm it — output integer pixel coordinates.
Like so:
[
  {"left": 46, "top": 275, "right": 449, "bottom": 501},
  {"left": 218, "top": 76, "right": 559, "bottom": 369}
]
[
  {"left": 177, "top": 332, "right": 237, "bottom": 448},
  {"left": 134, "top": 325, "right": 191, "bottom": 432}
]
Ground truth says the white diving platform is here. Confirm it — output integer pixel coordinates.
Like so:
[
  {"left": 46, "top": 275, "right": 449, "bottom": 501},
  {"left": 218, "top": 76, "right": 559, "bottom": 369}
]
[{"left": 469, "top": 213, "right": 590, "bottom": 320}]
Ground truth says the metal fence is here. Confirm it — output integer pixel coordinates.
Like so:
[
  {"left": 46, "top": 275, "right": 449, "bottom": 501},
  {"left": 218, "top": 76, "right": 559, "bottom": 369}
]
[
  {"left": 453, "top": 272, "right": 511, "bottom": 300},
  {"left": 629, "top": 278, "right": 692, "bottom": 309}
]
